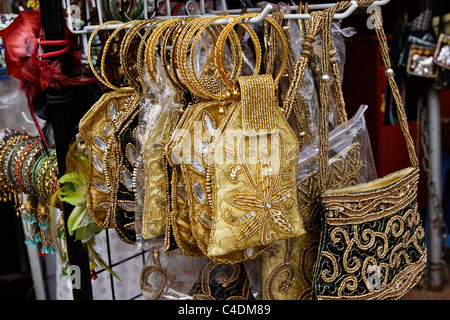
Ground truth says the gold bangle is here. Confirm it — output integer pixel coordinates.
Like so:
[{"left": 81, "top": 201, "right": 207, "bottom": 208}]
[
  {"left": 176, "top": 16, "right": 226, "bottom": 99},
  {"left": 177, "top": 15, "right": 245, "bottom": 100},
  {"left": 186, "top": 17, "right": 263, "bottom": 100},
  {"left": 162, "top": 17, "right": 194, "bottom": 93},
  {"left": 144, "top": 18, "right": 180, "bottom": 84},
  {"left": 213, "top": 13, "right": 263, "bottom": 94},
  {"left": 119, "top": 19, "right": 156, "bottom": 90},
  {"left": 136, "top": 20, "right": 163, "bottom": 87},
  {"left": 100, "top": 20, "right": 139, "bottom": 91},
  {"left": 87, "top": 20, "right": 124, "bottom": 89},
  {"left": 214, "top": 14, "right": 289, "bottom": 94}
]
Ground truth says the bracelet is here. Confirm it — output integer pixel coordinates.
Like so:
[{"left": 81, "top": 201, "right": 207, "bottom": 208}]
[
  {"left": 0, "top": 132, "right": 29, "bottom": 199},
  {"left": 36, "top": 150, "right": 59, "bottom": 204},
  {"left": 31, "top": 151, "right": 48, "bottom": 197},
  {"left": 5, "top": 137, "right": 36, "bottom": 190},
  {"left": 20, "top": 142, "right": 44, "bottom": 195},
  {"left": 12, "top": 138, "right": 41, "bottom": 192}
]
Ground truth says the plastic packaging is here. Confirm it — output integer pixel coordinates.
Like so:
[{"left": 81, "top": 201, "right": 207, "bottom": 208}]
[
  {"left": 286, "top": 19, "right": 356, "bottom": 145},
  {"left": 191, "top": 23, "right": 257, "bottom": 95},
  {"left": 134, "top": 57, "right": 180, "bottom": 250},
  {"left": 140, "top": 246, "right": 209, "bottom": 300},
  {"left": 140, "top": 245, "right": 264, "bottom": 300},
  {"left": 297, "top": 104, "right": 377, "bottom": 184},
  {"left": 260, "top": 105, "right": 376, "bottom": 300},
  {"left": 285, "top": 17, "right": 321, "bottom": 145},
  {"left": 0, "top": 76, "right": 43, "bottom": 136}
]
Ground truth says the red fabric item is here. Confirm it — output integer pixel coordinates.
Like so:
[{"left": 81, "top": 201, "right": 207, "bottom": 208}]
[
  {"left": 0, "top": 9, "right": 97, "bottom": 93},
  {"left": 0, "top": 9, "right": 97, "bottom": 150}
]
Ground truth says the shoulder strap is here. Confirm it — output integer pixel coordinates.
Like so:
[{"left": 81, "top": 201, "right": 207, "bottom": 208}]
[
  {"left": 372, "top": 7, "right": 419, "bottom": 168},
  {"left": 316, "top": 1, "right": 419, "bottom": 192}
]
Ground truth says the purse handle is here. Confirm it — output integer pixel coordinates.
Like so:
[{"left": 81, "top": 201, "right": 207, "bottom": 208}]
[
  {"left": 214, "top": 13, "right": 287, "bottom": 97},
  {"left": 119, "top": 20, "right": 156, "bottom": 91},
  {"left": 184, "top": 17, "right": 264, "bottom": 101},
  {"left": 87, "top": 21, "right": 124, "bottom": 90},
  {"left": 175, "top": 15, "right": 250, "bottom": 100},
  {"left": 315, "top": 1, "right": 419, "bottom": 192}
]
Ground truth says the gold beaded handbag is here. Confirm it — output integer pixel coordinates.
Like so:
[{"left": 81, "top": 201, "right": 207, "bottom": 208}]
[
  {"left": 185, "top": 14, "right": 304, "bottom": 260},
  {"left": 79, "top": 21, "right": 138, "bottom": 231},
  {"left": 137, "top": 17, "right": 192, "bottom": 245},
  {"left": 311, "top": 3, "right": 426, "bottom": 300},
  {"left": 166, "top": 15, "right": 256, "bottom": 260}
]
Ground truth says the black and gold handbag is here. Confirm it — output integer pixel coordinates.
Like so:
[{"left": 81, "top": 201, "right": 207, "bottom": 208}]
[
  {"left": 79, "top": 21, "right": 137, "bottom": 233},
  {"left": 311, "top": 3, "right": 426, "bottom": 300},
  {"left": 111, "top": 20, "right": 164, "bottom": 244}
]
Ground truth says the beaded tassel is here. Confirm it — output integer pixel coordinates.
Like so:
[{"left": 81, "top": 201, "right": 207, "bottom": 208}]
[
  {"left": 21, "top": 195, "right": 40, "bottom": 247},
  {"left": 37, "top": 201, "right": 55, "bottom": 256}
]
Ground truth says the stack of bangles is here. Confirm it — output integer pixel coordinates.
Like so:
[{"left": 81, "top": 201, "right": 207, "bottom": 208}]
[
  {"left": 0, "top": 127, "right": 59, "bottom": 204},
  {"left": 0, "top": 128, "right": 59, "bottom": 203},
  {"left": 0, "top": 127, "right": 60, "bottom": 255}
]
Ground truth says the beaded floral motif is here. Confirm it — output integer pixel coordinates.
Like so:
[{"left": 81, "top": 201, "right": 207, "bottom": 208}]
[
  {"left": 224, "top": 149, "right": 296, "bottom": 246},
  {"left": 262, "top": 141, "right": 363, "bottom": 300},
  {"left": 206, "top": 75, "right": 303, "bottom": 258}
]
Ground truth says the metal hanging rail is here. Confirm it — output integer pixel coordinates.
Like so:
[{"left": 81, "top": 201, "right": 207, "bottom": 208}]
[{"left": 64, "top": 0, "right": 391, "bottom": 59}]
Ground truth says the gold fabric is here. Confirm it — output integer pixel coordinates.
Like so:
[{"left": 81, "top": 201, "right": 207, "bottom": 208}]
[
  {"left": 141, "top": 111, "right": 175, "bottom": 240},
  {"left": 262, "top": 141, "right": 362, "bottom": 299},
  {"left": 208, "top": 75, "right": 304, "bottom": 257},
  {"left": 168, "top": 75, "right": 303, "bottom": 264},
  {"left": 79, "top": 88, "right": 135, "bottom": 228}
]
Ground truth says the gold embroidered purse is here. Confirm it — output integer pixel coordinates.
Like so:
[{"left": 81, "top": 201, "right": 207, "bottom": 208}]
[
  {"left": 312, "top": 4, "right": 426, "bottom": 300},
  {"left": 262, "top": 116, "right": 364, "bottom": 300},
  {"left": 138, "top": 18, "right": 190, "bottom": 243},
  {"left": 201, "top": 14, "right": 304, "bottom": 259},
  {"left": 166, "top": 15, "right": 257, "bottom": 260},
  {"left": 79, "top": 21, "right": 136, "bottom": 230}
]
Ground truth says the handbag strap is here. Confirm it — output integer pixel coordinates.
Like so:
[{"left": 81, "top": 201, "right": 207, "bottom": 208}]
[
  {"left": 316, "top": 1, "right": 419, "bottom": 192},
  {"left": 372, "top": 8, "right": 419, "bottom": 168},
  {"left": 282, "top": 11, "right": 323, "bottom": 112},
  {"left": 282, "top": 10, "right": 347, "bottom": 124}
]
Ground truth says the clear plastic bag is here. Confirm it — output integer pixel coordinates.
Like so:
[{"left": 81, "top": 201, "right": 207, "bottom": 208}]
[
  {"left": 192, "top": 22, "right": 256, "bottom": 91},
  {"left": 297, "top": 104, "right": 377, "bottom": 184},
  {"left": 140, "top": 246, "right": 209, "bottom": 300},
  {"left": 140, "top": 245, "right": 263, "bottom": 300},
  {"left": 284, "top": 17, "right": 321, "bottom": 145},
  {"left": 0, "top": 76, "right": 43, "bottom": 135},
  {"left": 260, "top": 105, "right": 376, "bottom": 301},
  {"left": 134, "top": 58, "right": 180, "bottom": 250},
  {"left": 286, "top": 19, "right": 356, "bottom": 145}
]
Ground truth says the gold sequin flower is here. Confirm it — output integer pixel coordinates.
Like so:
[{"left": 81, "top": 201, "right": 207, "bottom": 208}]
[{"left": 225, "top": 153, "right": 295, "bottom": 245}]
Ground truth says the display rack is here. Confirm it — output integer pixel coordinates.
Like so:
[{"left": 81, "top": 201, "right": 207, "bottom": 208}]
[
  {"left": 34, "top": 0, "right": 442, "bottom": 302},
  {"left": 64, "top": 0, "right": 390, "bottom": 58}
]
